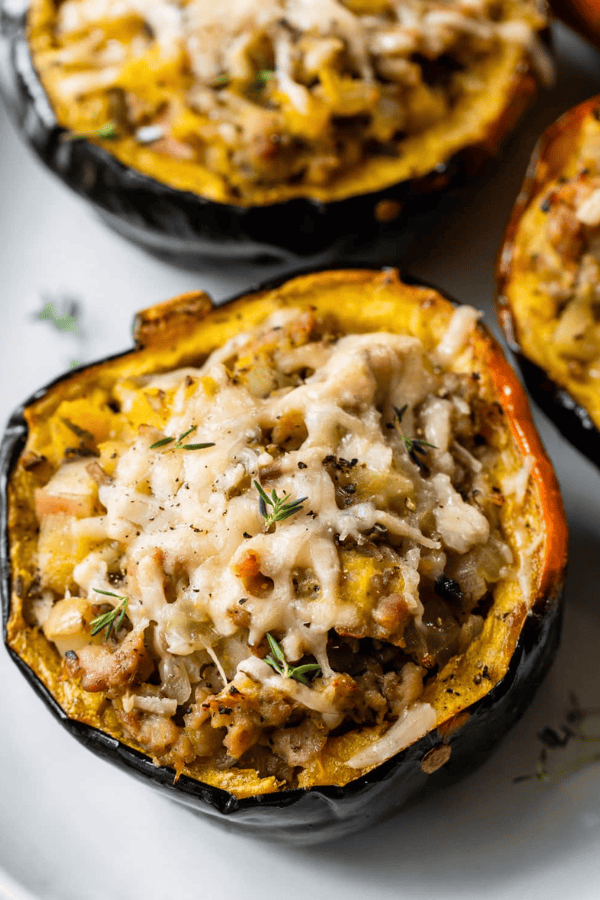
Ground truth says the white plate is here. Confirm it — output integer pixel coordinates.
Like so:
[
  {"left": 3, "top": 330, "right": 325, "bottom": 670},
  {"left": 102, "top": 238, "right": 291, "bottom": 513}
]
[{"left": 2, "top": 23, "right": 600, "bottom": 900}]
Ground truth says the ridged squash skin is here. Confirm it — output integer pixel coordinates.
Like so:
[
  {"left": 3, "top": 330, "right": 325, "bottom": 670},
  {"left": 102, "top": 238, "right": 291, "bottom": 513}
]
[
  {"left": 0, "top": 0, "right": 547, "bottom": 264},
  {"left": 497, "top": 95, "right": 600, "bottom": 468},
  {"left": 1, "top": 270, "right": 567, "bottom": 843}
]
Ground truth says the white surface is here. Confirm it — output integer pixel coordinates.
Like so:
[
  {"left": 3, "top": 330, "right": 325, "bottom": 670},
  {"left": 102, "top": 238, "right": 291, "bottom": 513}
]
[{"left": 2, "top": 21, "right": 600, "bottom": 900}]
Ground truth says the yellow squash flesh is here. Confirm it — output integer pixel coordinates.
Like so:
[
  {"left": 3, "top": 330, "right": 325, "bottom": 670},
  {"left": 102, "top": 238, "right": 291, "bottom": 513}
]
[{"left": 498, "top": 97, "right": 600, "bottom": 433}]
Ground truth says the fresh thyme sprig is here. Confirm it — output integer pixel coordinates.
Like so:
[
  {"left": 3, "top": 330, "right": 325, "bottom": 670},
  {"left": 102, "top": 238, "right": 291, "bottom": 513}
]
[
  {"left": 149, "top": 426, "right": 215, "bottom": 451},
  {"left": 392, "top": 404, "right": 437, "bottom": 468},
  {"left": 90, "top": 589, "right": 129, "bottom": 640},
  {"left": 264, "top": 634, "right": 321, "bottom": 685},
  {"left": 254, "top": 480, "right": 307, "bottom": 528},
  {"left": 514, "top": 694, "right": 600, "bottom": 784},
  {"left": 215, "top": 72, "right": 230, "bottom": 86},
  {"left": 63, "top": 121, "right": 119, "bottom": 141}
]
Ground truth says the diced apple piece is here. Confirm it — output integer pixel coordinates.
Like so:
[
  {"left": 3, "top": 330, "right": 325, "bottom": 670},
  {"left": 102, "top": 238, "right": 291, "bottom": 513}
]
[
  {"left": 37, "top": 513, "right": 102, "bottom": 593},
  {"left": 42, "top": 596, "right": 94, "bottom": 655},
  {"left": 34, "top": 459, "right": 97, "bottom": 520}
]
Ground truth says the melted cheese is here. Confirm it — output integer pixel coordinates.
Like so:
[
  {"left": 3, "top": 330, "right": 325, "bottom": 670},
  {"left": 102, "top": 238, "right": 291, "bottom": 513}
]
[
  {"left": 66, "top": 320, "right": 496, "bottom": 677},
  {"left": 32, "top": 305, "right": 528, "bottom": 776},
  {"left": 347, "top": 701, "right": 437, "bottom": 768},
  {"left": 36, "top": 0, "right": 550, "bottom": 202},
  {"left": 55, "top": 0, "right": 545, "bottom": 80}
]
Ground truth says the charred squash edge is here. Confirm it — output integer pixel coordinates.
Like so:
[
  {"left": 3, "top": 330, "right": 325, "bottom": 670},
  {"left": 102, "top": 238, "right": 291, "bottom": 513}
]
[{"left": 0, "top": 268, "right": 568, "bottom": 842}]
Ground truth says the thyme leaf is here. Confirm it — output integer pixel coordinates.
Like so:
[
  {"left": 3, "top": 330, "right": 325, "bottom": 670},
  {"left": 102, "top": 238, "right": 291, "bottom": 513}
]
[
  {"left": 64, "top": 121, "right": 119, "bottom": 141},
  {"left": 255, "top": 69, "right": 275, "bottom": 89},
  {"left": 267, "top": 632, "right": 286, "bottom": 664},
  {"left": 264, "top": 634, "right": 321, "bottom": 685},
  {"left": 392, "top": 404, "right": 437, "bottom": 469},
  {"left": 254, "top": 480, "right": 307, "bottom": 528},
  {"left": 174, "top": 425, "right": 196, "bottom": 445},
  {"left": 531, "top": 753, "right": 600, "bottom": 784},
  {"left": 90, "top": 589, "right": 129, "bottom": 640},
  {"left": 36, "top": 300, "right": 79, "bottom": 334},
  {"left": 149, "top": 425, "right": 215, "bottom": 451},
  {"left": 183, "top": 443, "right": 217, "bottom": 450}
]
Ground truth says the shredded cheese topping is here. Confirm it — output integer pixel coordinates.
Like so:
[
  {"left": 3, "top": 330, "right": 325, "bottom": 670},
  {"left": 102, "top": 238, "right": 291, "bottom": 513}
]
[
  {"left": 29, "top": 303, "right": 536, "bottom": 782},
  {"left": 31, "top": 0, "right": 549, "bottom": 202}
]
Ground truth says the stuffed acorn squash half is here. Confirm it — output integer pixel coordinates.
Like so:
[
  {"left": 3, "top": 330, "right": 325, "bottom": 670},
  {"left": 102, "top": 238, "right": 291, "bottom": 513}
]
[
  {"left": 0, "top": 0, "right": 551, "bottom": 261},
  {"left": 1, "top": 270, "right": 567, "bottom": 842},
  {"left": 497, "top": 95, "right": 600, "bottom": 467}
]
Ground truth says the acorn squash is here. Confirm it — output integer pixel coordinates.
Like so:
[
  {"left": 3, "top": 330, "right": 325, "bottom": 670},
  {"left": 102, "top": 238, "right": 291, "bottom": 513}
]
[
  {"left": 497, "top": 95, "right": 600, "bottom": 467},
  {"left": 1, "top": 269, "right": 567, "bottom": 842},
  {"left": 0, "top": 0, "right": 551, "bottom": 262}
]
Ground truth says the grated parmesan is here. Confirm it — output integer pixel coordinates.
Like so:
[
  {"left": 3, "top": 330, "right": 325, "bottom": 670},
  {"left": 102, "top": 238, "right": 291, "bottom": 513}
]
[{"left": 29, "top": 304, "right": 539, "bottom": 782}]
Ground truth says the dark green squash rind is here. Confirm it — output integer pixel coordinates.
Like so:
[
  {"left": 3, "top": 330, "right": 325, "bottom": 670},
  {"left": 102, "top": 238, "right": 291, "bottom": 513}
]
[
  {"left": 0, "top": 0, "right": 545, "bottom": 264},
  {"left": 1, "top": 270, "right": 566, "bottom": 843}
]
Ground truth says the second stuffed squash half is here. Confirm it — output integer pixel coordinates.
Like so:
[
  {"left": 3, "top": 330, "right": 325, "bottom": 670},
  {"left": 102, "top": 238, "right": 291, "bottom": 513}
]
[{"left": 497, "top": 95, "right": 600, "bottom": 467}]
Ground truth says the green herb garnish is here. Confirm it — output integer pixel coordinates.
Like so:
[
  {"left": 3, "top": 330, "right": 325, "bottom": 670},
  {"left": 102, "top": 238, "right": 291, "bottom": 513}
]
[
  {"left": 393, "top": 404, "right": 437, "bottom": 468},
  {"left": 90, "top": 589, "right": 129, "bottom": 640},
  {"left": 514, "top": 751, "right": 600, "bottom": 785},
  {"left": 264, "top": 633, "right": 321, "bottom": 685},
  {"left": 36, "top": 300, "right": 79, "bottom": 334},
  {"left": 514, "top": 694, "right": 600, "bottom": 784},
  {"left": 215, "top": 73, "right": 230, "bottom": 86},
  {"left": 254, "top": 480, "right": 307, "bottom": 528},
  {"left": 150, "top": 426, "right": 215, "bottom": 451},
  {"left": 255, "top": 69, "right": 275, "bottom": 87},
  {"left": 64, "top": 121, "right": 119, "bottom": 141}
]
